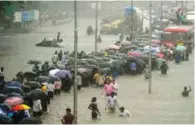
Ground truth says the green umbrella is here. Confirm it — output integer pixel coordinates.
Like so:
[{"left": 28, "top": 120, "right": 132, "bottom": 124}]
[{"left": 176, "top": 45, "right": 186, "bottom": 52}]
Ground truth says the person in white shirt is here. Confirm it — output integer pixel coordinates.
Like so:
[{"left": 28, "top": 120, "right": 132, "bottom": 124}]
[
  {"left": 105, "top": 92, "right": 119, "bottom": 112},
  {"left": 77, "top": 74, "right": 82, "bottom": 90},
  {"left": 33, "top": 99, "right": 42, "bottom": 118},
  {"left": 119, "top": 107, "right": 131, "bottom": 118},
  {"left": 47, "top": 83, "right": 55, "bottom": 99}
]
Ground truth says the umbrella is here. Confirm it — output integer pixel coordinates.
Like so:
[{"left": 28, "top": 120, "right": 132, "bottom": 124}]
[
  {"left": 28, "top": 89, "right": 47, "bottom": 100},
  {"left": 25, "top": 81, "right": 41, "bottom": 90},
  {"left": 19, "top": 117, "right": 43, "bottom": 124},
  {"left": 121, "top": 41, "right": 131, "bottom": 46},
  {"left": 128, "top": 51, "right": 142, "bottom": 57},
  {"left": 5, "top": 81, "right": 22, "bottom": 88},
  {"left": 35, "top": 76, "right": 50, "bottom": 84},
  {"left": 152, "top": 40, "right": 160, "bottom": 44},
  {"left": 4, "top": 97, "right": 24, "bottom": 106},
  {"left": 144, "top": 45, "right": 150, "bottom": 50},
  {"left": 176, "top": 45, "right": 186, "bottom": 52},
  {"left": 55, "top": 70, "right": 72, "bottom": 78},
  {"left": 27, "top": 60, "right": 41, "bottom": 65},
  {"left": 0, "top": 94, "right": 7, "bottom": 103},
  {"left": 0, "top": 114, "right": 13, "bottom": 124},
  {"left": 108, "top": 45, "right": 120, "bottom": 50},
  {"left": 78, "top": 68, "right": 88, "bottom": 73},
  {"left": 6, "top": 93, "right": 23, "bottom": 98},
  {"left": 12, "top": 104, "right": 31, "bottom": 111},
  {"left": 3, "top": 86, "right": 24, "bottom": 96},
  {"left": 49, "top": 69, "right": 60, "bottom": 76},
  {"left": 156, "top": 53, "right": 164, "bottom": 58},
  {"left": 48, "top": 75, "right": 60, "bottom": 83},
  {"left": 23, "top": 72, "right": 37, "bottom": 81}
]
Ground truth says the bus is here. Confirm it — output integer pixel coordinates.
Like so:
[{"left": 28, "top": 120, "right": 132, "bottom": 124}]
[{"left": 161, "top": 25, "right": 194, "bottom": 46}]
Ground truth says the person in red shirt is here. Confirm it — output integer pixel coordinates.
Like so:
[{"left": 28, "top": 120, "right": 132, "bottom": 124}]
[{"left": 61, "top": 108, "right": 74, "bottom": 124}]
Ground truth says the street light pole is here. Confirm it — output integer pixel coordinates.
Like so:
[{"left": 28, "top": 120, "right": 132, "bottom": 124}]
[
  {"left": 73, "top": 1, "right": 78, "bottom": 124},
  {"left": 160, "top": 1, "right": 163, "bottom": 45},
  {"left": 95, "top": 1, "right": 98, "bottom": 53},
  {"left": 148, "top": 1, "right": 152, "bottom": 94},
  {"left": 131, "top": 0, "right": 133, "bottom": 39}
]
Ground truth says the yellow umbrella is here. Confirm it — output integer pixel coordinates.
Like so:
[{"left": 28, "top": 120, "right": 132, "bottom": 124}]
[{"left": 12, "top": 104, "right": 31, "bottom": 111}]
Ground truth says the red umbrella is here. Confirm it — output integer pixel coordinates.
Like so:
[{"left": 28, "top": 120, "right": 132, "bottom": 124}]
[
  {"left": 128, "top": 51, "right": 142, "bottom": 57},
  {"left": 157, "top": 53, "right": 164, "bottom": 58},
  {"left": 4, "top": 97, "right": 24, "bottom": 106}
]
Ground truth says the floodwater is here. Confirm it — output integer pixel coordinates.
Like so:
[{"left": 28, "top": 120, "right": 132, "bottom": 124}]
[{"left": 0, "top": 1, "right": 194, "bottom": 124}]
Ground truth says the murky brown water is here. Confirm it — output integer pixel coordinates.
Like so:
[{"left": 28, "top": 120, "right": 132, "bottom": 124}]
[{"left": 0, "top": 2, "right": 194, "bottom": 123}]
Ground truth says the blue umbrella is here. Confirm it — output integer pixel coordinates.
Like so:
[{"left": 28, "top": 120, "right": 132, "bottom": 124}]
[
  {"left": 124, "top": 6, "right": 135, "bottom": 16},
  {"left": 5, "top": 81, "right": 22, "bottom": 88}
]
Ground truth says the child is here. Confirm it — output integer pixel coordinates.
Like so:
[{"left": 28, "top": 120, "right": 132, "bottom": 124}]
[
  {"left": 119, "top": 107, "right": 130, "bottom": 117},
  {"left": 88, "top": 97, "right": 101, "bottom": 120},
  {"left": 105, "top": 92, "right": 119, "bottom": 113},
  {"left": 32, "top": 99, "right": 42, "bottom": 118}
]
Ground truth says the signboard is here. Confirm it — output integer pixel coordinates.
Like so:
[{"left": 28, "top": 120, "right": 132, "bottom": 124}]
[
  {"left": 14, "top": 12, "right": 22, "bottom": 23},
  {"left": 22, "top": 11, "right": 33, "bottom": 21},
  {"left": 15, "top": 10, "right": 40, "bottom": 22}
]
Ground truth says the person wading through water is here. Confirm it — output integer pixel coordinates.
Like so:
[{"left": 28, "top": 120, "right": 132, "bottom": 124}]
[
  {"left": 182, "top": 85, "right": 192, "bottom": 97},
  {"left": 88, "top": 97, "right": 101, "bottom": 120},
  {"left": 61, "top": 108, "right": 74, "bottom": 124}
]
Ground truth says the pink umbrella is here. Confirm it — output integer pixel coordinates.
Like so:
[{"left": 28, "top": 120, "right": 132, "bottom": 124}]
[
  {"left": 108, "top": 45, "right": 120, "bottom": 50},
  {"left": 152, "top": 40, "right": 160, "bottom": 44},
  {"left": 128, "top": 51, "right": 142, "bottom": 57},
  {"left": 4, "top": 97, "right": 24, "bottom": 106},
  {"left": 157, "top": 53, "right": 164, "bottom": 58}
]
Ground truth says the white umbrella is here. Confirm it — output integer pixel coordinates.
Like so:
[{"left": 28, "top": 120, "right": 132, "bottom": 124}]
[{"left": 49, "top": 69, "right": 60, "bottom": 76}]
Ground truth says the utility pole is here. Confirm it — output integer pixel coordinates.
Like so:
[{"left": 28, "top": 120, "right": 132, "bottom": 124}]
[
  {"left": 95, "top": 1, "right": 98, "bottom": 53},
  {"left": 181, "top": 0, "right": 184, "bottom": 10},
  {"left": 148, "top": 1, "right": 152, "bottom": 94},
  {"left": 131, "top": 0, "right": 133, "bottom": 40},
  {"left": 160, "top": 1, "right": 163, "bottom": 45},
  {"left": 73, "top": 1, "right": 78, "bottom": 124}
]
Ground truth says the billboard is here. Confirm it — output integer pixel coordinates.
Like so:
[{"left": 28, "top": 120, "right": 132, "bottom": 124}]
[{"left": 14, "top": 10, "right": 40, "bottom": 22}]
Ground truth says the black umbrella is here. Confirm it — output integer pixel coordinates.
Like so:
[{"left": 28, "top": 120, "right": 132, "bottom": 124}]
[
  {"left": 23, "top": 72, "right": 37, "bottom": 81},
  {"left": 26, "top": 81, "right": 41, "bottom": 90},
  {"left": 19, "top": 117, "right": 43, "bottom": 124},
  {"left": 3, "top": 87, "right": 24, "bottom": 96},
  {"left": 27, "top": 60, "right": 41, "bottom": 65},
  {"left": 0, "top": 114, "right": 13, "bottom": 124},
  {"left": 28, "top": 89, "right": 47, "bottom": 100},
  {"left": 0, "top": 94, "right": 7, "bottom": 103},
  {"left": 6, "top": 92, "right": 23, "bottom": 98},
  {"left": 48, "top": 75, "right": 60, "bottom": 84},
  {"left": 35, "top": 76, "right": 50, "bottom": 84},
  {"left": 22, "top": 84, "right": 31, "bottom": 93}
]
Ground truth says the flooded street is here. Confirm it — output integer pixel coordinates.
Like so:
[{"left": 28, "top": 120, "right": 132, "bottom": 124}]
[{"left": 0, "top": 1, "right": 194, "bottom": 124}]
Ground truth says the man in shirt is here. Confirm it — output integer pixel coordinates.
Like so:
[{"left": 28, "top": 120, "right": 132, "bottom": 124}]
[{"left": 61, "top": 108, "right": 74, "bottom": 124}]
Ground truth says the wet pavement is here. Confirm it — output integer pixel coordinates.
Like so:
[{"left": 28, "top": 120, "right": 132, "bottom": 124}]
[{"left": 0, "top": 1, "right": 194, "bottom": 123}]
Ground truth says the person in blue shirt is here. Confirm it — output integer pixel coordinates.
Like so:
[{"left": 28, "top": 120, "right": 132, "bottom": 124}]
[{"left": 129, "top": 62, "right": 137, "bottom": 75}]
